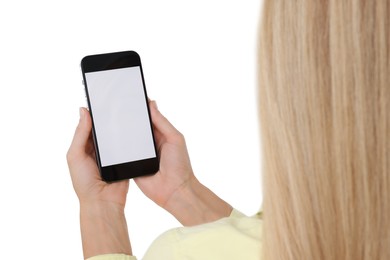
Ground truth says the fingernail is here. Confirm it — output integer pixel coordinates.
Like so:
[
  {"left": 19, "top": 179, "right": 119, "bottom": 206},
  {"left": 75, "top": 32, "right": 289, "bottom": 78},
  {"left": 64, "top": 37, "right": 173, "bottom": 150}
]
[
  {"left": 79, "top": 107, "right": 84, "bottom": 119},
  {"left": 148, "top": 98, "right": 158, "bottom": 110}
]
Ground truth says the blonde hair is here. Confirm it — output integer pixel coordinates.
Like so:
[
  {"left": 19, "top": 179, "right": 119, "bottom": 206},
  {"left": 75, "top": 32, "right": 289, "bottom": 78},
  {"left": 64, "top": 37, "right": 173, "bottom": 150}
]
[{"left": 258, "top": 1, "right": 390, "bottom": 259}]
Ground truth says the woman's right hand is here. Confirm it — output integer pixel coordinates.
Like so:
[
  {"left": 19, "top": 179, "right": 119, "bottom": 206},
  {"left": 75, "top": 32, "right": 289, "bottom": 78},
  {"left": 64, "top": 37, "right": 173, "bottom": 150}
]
[
  {"left": 135, "top": 101, "right": 232, "bottom": 226},
  {"left": 134, "top": 100, "right": 195, "bottom": 209}
]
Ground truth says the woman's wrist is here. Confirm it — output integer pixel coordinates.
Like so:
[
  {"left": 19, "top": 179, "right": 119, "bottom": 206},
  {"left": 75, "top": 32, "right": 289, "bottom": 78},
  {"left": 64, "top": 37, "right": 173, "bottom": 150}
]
[
  {"left": 164, "top": 177, "right": 233, "bottom": 226},
  {"left": 80, "top": 201, "right": 132, "bottom": 259}
]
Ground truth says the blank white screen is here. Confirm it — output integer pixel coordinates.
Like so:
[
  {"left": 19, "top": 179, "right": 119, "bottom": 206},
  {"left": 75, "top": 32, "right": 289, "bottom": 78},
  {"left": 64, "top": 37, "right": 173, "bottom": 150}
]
[{"left": 85, "top": 66, "right": 156, "bottom": 167}]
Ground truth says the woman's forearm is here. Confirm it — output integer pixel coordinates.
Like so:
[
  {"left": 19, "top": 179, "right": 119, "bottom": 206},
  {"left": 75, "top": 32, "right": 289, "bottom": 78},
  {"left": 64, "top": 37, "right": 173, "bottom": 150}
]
[
  {"left": 80, "top": 202, "right": 132, "bottom": 259},
  {"left": 164, "top": 178, "right": 233, "bottom": 226}
]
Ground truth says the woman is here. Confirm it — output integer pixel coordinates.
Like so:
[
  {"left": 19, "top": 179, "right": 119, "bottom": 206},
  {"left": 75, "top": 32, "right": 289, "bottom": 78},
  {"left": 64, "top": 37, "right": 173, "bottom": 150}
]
[{"left": 67, "top": 0, "right": 390, "bottom": 259}]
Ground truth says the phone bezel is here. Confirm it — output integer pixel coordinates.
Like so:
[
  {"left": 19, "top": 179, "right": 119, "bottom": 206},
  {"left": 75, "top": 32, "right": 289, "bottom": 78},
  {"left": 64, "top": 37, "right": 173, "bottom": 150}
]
[{"left": 80, "top": 51, "right": 159, "bottom": 182}]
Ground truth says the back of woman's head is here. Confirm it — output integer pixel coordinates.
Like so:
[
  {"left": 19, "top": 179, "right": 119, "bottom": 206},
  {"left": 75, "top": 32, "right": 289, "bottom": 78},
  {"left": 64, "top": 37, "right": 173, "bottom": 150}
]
[{"left": 258, "top": 1, "right": 390, "bottom": 259}]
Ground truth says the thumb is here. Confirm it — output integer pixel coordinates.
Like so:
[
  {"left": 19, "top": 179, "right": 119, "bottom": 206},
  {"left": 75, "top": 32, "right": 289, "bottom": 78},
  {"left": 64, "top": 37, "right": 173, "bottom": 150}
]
[
  {"left": 67, "top": 107, "right": 92, "bottom": 160},
  {"left": 149, "top": 100, "right": 180, "bottom": 138}
]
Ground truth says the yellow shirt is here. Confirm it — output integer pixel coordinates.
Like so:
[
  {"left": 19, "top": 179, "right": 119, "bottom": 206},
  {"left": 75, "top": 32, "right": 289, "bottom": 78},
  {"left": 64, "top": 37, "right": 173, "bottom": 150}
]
[{"left": 87, "top": 209, "right": 262, "bottom": 260}]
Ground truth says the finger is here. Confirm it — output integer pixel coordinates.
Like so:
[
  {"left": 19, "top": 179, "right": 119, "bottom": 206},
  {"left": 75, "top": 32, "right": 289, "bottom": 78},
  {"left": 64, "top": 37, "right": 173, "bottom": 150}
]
[
  {"left": 149, "top": 100, "right": 181, "bottom": 138},
  {"left": 68, "top": 108, "right": 92, "bottom": 157}
]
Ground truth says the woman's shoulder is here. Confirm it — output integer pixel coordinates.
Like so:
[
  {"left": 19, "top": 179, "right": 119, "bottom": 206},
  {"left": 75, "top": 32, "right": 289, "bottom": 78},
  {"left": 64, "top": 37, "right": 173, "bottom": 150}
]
[
  {"left": 142, "top": 209, "right": 263, "bottom": 260},
  {"left": 173, "top": 209, "right": 262, "bottom": 240}
]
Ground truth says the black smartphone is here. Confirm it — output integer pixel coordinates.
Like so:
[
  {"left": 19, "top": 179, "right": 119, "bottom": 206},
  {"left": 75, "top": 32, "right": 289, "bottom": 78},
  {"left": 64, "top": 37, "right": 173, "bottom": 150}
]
[{"left": 80, "top": 51, "right": 159, "bottom": 182}]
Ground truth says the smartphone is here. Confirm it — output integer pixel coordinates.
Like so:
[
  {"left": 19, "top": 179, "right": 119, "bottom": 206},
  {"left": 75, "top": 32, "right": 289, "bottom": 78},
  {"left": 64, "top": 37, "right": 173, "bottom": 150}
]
[{"left": 80, "top": 51, "right": 159, "bottom": 182}]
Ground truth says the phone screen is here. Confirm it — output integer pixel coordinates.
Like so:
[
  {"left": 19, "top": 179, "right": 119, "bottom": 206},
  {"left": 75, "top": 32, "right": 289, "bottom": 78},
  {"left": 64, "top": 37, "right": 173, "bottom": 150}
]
[{"left": 85, "top": 66, "right": 156, "bottom": 167}]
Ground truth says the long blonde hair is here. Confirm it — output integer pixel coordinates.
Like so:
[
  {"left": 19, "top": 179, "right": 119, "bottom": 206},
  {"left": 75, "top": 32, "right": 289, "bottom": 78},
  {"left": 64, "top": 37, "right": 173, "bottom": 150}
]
[{"left": 258, "top": 1, "right": 390, "bottom": 259}]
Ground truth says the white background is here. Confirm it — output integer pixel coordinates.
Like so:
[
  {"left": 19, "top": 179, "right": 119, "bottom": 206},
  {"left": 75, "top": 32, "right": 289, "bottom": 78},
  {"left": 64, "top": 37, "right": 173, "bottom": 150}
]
[{"left": 0, "top": 1, "right": 263, "bottom": 259}]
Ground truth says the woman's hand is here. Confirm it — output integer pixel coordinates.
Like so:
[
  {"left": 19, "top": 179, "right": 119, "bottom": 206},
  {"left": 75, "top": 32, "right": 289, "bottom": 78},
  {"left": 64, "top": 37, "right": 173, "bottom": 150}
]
[
  {"left": 135, "top": 101, "right": 232, "bottom": 226},
  {"left": 67, "top": 108, "right": 129, "bottom": 207},
  {"left": 67, "top": 108, "right": 131, "bottom": 258},
  {"left": 134, "top": 101, "right": 195, "bottom": 208}
]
